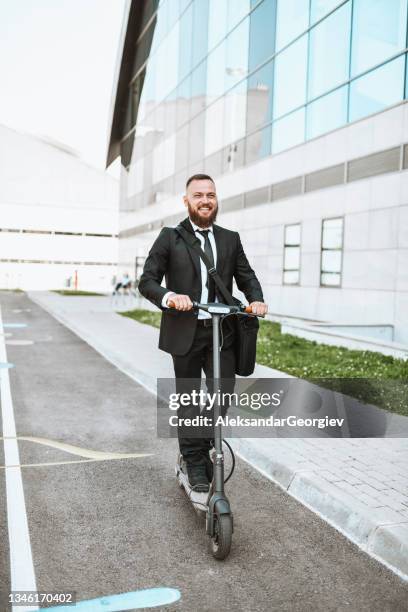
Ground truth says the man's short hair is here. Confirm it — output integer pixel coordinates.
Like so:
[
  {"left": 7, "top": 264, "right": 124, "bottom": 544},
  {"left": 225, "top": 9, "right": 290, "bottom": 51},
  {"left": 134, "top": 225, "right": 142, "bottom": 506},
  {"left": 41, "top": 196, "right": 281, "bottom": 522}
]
[{"left": 186, "top": 173, "right": 215, "bottom": 189}]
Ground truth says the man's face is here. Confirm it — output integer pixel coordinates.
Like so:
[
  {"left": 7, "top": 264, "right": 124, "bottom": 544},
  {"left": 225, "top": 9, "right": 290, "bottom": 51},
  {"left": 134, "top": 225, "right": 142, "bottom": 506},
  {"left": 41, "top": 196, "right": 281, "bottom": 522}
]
[{"left": 184, "top": 179, "right": 218, "bottom": 228}]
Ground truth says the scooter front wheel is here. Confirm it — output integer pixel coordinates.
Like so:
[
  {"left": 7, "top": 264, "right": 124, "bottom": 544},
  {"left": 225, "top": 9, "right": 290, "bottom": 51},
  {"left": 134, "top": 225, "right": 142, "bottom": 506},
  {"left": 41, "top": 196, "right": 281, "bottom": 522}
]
[{"left": 210, "top": 513, "right": 232, "bottom": 560}]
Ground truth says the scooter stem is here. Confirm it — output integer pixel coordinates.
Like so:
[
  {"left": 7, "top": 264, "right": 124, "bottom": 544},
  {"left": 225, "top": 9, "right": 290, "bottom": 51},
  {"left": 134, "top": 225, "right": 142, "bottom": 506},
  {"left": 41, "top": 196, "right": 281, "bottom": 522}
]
[{"left": 212, "top": 313, "right": 224, "bottom": 495}]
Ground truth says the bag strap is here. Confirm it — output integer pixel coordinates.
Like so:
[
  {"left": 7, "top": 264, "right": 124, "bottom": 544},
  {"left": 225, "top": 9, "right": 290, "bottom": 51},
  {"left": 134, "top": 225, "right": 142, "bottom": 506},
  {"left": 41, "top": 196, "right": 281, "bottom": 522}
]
[{"left": 175, "top": 225, "right": 236, "bottom": 306}]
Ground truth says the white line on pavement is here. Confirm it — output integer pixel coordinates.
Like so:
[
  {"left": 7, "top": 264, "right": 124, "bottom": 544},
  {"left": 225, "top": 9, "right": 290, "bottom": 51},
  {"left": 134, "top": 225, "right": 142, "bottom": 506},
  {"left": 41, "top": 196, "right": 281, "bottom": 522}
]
[{"left": 0, "top": 305, "right": 39, "bottom": 612}]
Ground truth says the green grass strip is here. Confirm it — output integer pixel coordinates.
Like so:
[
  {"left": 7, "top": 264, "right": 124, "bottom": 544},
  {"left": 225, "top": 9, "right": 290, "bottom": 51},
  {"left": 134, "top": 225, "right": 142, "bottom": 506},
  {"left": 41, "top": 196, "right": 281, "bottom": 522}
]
[{"left": 53, "top": 290, "right": 105, "bottom": 296}]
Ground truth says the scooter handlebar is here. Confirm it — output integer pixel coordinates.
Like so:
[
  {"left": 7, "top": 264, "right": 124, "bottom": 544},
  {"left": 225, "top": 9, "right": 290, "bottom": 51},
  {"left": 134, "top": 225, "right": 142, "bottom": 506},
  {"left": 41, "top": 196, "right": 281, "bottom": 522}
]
[{"left": 167, "top": 300, "right": 262, "bottom": 316}]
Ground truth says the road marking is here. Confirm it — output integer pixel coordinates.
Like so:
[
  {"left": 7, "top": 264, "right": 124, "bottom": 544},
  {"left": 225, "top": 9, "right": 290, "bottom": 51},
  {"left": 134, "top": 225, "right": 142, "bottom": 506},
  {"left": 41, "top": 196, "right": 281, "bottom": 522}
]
[
  {"left": 0, "top": 362, "right": 14, "bottom": 368},
  {"left": 0, "top": 457, "right": 152, "bottom": 469},
  {"left": 6, "top": 340, "right": 34, "bottom": 346},
  {"left": 1, "top": 436, "right": 154, "bottom": 460},
  {"left": 0, "top": 307, "right": 39, "bottom": 612},
  {"left": 3, "top": 323, "right": 27, "bottom": 328},
  {"left": 45, "top": 587, "right": 181, "bottom": 611}
]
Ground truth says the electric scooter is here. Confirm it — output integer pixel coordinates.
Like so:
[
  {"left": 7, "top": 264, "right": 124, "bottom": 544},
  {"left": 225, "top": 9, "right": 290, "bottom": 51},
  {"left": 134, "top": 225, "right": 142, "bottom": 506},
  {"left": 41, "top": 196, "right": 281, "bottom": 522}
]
[{"left": 169, "top": 300, "right": 257, "bottom": 560}]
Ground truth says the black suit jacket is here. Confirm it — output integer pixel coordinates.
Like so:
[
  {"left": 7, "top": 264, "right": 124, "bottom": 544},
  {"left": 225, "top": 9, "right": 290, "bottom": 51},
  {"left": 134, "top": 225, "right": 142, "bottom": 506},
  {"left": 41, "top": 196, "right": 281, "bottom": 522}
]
[{"left": 138, "top": 217, "right": 264, "bottom": 356}]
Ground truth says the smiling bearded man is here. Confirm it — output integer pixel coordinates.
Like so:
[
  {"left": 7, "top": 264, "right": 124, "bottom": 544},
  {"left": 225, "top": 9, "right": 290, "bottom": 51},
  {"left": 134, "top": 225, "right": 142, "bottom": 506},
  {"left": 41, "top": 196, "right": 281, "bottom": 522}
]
[
  {"left": 185, "top": 177, "right": 218, "bottom": 228},
  {"left": 138, "top": 174, "right": 267, "bottom": 492}
]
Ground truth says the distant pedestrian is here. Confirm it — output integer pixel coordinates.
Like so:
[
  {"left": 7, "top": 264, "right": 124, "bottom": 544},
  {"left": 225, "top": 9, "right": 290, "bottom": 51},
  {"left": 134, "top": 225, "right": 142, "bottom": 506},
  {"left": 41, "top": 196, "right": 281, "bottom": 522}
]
[{"left": 113, "top": 273, "right": 131, "bottom": 295}]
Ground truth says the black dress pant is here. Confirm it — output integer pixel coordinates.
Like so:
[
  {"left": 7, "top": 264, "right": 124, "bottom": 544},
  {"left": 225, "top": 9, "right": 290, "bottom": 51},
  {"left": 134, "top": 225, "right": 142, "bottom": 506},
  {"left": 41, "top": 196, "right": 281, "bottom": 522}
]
[{"left": 172, "top": 321, "right": 235, "bottom": 465}]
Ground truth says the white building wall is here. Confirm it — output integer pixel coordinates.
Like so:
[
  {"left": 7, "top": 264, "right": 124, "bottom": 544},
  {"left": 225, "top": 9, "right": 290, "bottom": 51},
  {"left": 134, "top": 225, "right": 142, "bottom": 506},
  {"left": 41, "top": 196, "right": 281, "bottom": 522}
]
[{"left": 0, "top": 125, "right": 119, "bottom": 291}]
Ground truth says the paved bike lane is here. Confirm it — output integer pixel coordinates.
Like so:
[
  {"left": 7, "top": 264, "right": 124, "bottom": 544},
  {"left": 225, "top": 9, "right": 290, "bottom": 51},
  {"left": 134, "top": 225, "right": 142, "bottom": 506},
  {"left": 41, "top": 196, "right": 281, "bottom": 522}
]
[{"left": 1, "top": 290, "right": 408, "bottom": 612}]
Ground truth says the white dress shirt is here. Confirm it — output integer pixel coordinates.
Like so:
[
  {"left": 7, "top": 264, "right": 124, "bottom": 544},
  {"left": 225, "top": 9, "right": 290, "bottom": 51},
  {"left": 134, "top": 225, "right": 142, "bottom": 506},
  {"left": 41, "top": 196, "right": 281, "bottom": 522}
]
[{"left": 162, "top": 219, "right": 217, "bottom": 319}]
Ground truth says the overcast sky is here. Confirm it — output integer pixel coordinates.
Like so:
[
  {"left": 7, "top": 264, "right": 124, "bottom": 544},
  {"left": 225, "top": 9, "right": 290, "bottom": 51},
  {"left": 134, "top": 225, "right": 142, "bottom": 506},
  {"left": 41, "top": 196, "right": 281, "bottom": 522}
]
[{"left": 0, "top": 0, "right": 127, "bottom": 176}]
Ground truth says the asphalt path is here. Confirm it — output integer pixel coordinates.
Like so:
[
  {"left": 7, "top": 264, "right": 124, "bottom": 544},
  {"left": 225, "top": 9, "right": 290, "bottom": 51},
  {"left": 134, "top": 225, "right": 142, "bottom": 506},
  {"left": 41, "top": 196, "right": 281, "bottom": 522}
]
[{"left": 1, "top": 291, "right": 408, "bottom": 612}]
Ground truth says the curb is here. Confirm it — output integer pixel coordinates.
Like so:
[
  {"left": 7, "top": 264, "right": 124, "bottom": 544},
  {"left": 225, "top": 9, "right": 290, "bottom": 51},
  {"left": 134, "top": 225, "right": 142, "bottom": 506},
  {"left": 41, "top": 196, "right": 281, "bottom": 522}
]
[
  {"left": 232, "top": 438, "right": 408, "bottom": 581},
  {"left": 28, "top": 292, "right": 408, "bottom": 582},
  {"left": 370, "top": 524, "right": 408, "bottom": 577}
]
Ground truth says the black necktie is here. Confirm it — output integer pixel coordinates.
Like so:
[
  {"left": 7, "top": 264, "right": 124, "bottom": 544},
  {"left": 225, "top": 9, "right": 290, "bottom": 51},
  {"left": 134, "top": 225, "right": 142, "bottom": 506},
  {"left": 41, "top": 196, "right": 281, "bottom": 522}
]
[{"left": 197, "top": 230, "right": 216, "bottom": 303}]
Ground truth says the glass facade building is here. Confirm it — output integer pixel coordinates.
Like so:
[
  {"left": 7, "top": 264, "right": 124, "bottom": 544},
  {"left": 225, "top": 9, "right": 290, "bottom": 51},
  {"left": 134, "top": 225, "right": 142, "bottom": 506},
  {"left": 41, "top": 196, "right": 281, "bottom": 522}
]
[{"left": 118, "top": 0, "right": 408, "bottom": 209}]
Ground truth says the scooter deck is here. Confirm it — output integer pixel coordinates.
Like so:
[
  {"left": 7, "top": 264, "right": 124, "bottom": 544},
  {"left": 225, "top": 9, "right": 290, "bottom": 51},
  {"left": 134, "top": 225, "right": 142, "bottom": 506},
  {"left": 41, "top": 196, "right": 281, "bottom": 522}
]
[{"left": 175, "top": 464, "right": 210, "bottom": 515}]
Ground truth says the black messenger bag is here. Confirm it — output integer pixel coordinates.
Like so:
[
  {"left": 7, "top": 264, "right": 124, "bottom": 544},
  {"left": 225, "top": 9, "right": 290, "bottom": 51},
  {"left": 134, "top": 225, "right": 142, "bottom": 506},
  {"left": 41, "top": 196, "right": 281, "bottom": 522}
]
[{"left": 175, "top": 225, "right": 259, "bottom": 377}]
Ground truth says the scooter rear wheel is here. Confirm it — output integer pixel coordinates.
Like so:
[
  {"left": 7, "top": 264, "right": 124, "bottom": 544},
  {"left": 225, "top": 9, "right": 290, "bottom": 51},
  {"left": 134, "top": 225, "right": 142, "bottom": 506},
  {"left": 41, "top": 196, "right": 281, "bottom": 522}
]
[{"left": 210, "top": 513, "right": 232, "bottom": 560}]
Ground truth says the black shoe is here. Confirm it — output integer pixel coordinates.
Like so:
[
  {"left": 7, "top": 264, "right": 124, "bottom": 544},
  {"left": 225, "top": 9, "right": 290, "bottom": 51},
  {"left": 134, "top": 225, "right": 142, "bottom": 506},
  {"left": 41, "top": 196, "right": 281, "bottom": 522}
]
[{"left": 186, "top": 463, "right": 209, "bottom": 493}]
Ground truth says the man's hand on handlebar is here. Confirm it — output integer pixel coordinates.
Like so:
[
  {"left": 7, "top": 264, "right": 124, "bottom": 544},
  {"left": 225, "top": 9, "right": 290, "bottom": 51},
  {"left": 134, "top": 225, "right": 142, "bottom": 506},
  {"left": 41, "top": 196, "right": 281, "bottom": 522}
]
[
  {"left": 166, "top": 293, "right": 193, "bottom": 311},
  {"left": 249, "top": 301, "right": 268, "bottom": 316}
]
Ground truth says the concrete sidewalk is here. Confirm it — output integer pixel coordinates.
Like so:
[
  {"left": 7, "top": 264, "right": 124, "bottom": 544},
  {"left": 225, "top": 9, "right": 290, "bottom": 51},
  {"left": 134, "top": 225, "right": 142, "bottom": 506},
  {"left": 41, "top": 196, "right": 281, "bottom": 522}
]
[{"left": 28, "top": 291, "right": 408, "bottom": 581}]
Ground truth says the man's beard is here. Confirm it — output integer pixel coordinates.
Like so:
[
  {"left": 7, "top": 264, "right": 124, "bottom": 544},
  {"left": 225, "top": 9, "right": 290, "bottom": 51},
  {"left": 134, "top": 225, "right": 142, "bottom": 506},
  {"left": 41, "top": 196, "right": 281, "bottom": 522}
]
[{"left": 187, "top": 201, "right": 218, "bottom": 228}]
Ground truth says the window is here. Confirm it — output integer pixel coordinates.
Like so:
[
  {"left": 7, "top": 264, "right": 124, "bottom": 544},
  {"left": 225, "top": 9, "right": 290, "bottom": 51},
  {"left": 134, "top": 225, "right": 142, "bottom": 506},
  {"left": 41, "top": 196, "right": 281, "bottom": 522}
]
[
  {"left": 246, "top": 125, "right": 272, "bottom": 163},
  {"left": 248, "top": 0, "right": 277, "bottom": 72},
  {"left": 178, "top": 3, "right": 193, "bottom": 81},
  {"left": 139, "top": 54, "right": 156, "bottom": 121},
  {"left": 310, "top": 0, "right": 344, "bottom": 23},
  {"left": 208, "top": 0, "right": 228, "bottom": 52},
  {"left": 349, "top": 55, "right": 405, "bottom": 122},
  {"left": 223, "top": 137, "right": 245, "bottom": 173},
  {"left": 176, "top": 75, "right": 191, "bottom": 129},
  {"left": 205, "top": 97, "right": 224, "bottom": 156},
  {"left": 175, "top": 123, "right": 189, "bottom": 172},
  {"left": 307, "top": 2, "right": 351, "bottom": 100},
  {"left": 272, "top": 107, "right": 305, "bottom": 153},
  {"left": 192, "top": 0, "right": 209, "bottom": 68},
  {"left": 283, "top": 224, "right": 301, "bottom": 285},
  {"left": 225, "top": 17, "right": 249, "bottom": 90},
  {"left": 128, "top": 156, "right": 144, "bottom": 197},
  {"left": 273, "top": 35, "right": 308, "bottom": 118},
  {"left": 152, "top": 0, "right": 169, "bottom": 49},
  {"left": 164, "top": 89, "right": 177, "bottom": 138},
  {"left": 246, "top": 60, "right": 274, "bottom": 134},
  {"left": 191, "top": 59, "right": 207, "bottom": 117},
  {"left": 155, "top": 22, "right": 180, "bottom": 103},
  {"left": 351, "top": 0, "right": 408, "bottom": 77},
  {"left": 224, "top": 79, "right": 248, "bottom": 148},
  {"left": 206, "top": 41, "right": 227, "bottom": 103},
  {"left": 275, "top": 0, "right": 309, "bottom": 51},
  {"left": 152, "top": 134, "right": 176, "bottom": 184},
  {"left": 306, "top": 85, "right": 348, "bottom": 139},
  {"left": 189, "top": 112, "right": 205, "bottom": 165},
  {"left": 227, "top": 0, "right": 251, "bottom": 32},
  {"left": 320, "top": 217, "right": 343, "bottom": 287}
]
